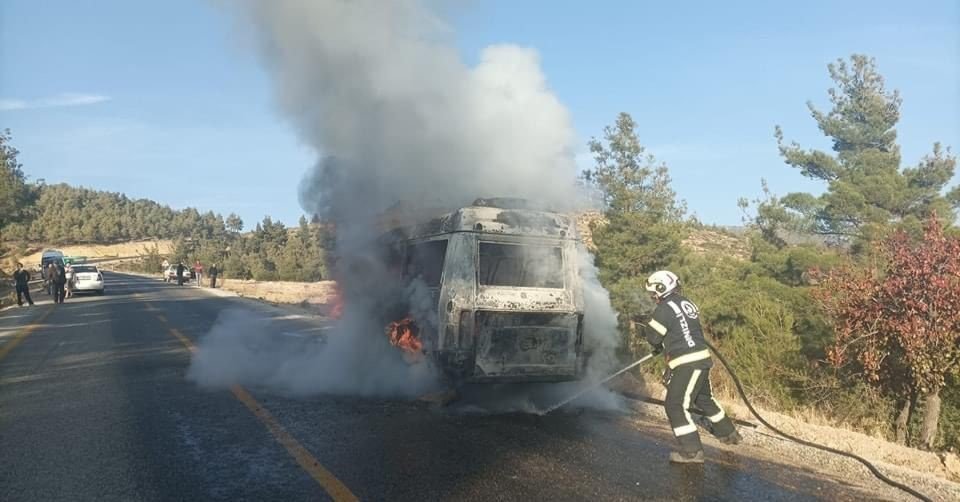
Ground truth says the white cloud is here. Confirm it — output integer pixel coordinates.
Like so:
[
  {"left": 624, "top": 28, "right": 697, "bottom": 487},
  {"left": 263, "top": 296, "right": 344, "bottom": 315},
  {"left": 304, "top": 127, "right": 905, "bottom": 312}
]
[{"left": 0, "top": 92, "right": 111, "bottom": 111}]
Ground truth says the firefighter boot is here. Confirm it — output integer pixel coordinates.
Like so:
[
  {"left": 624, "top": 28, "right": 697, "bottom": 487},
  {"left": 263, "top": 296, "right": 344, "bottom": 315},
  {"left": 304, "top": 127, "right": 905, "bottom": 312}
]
[
  {"left": 669, "top": 450, "right": 705, "bottom": 464},
  {"left": 719, "top": 428, "right": 743, "bottom": 445}
]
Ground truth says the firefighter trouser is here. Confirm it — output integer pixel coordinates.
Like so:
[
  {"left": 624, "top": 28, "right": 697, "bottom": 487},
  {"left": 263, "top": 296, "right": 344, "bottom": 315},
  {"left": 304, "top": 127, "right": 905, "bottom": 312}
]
[{"left": 665, "top": 364, "right": 736, "bottom": 453}]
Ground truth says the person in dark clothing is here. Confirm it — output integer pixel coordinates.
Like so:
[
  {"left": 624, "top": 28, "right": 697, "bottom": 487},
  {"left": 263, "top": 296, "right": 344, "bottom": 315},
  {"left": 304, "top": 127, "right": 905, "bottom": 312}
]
[
  {"left": 644, "top": 270, "right": 741, "bottom": 464},
  {"left": 52, "top": 262, "right": 67, "bottom": 304},
  {"left": 209, "top": 263, "right": 219, "bottom": 288},
  {"left": 176, "top": 262, "right": 186, "bottom": 286},
  {"left": 46, "top": 263, "right": 56, "bottom": 295},
  {"left": 13, "top": 262, "right": 34, "bottom": 307}
]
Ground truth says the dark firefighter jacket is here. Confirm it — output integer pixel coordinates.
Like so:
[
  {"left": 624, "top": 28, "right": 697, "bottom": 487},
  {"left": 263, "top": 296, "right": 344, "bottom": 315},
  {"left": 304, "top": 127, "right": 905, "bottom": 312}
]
[{"left": 645, "top": 292, "right": 712, "bottom": 369}]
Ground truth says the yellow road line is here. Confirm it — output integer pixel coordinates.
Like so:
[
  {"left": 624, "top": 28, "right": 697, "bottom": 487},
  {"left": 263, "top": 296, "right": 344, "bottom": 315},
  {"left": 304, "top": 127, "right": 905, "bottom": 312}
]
[
  {"left": 156, "top": 314, "right": 168, "bottom": 323},
  {"left": 168, "top": 326, "right": 193, "bottom": 350},
  {"left": 0, "top": 306, "right": 55, "bottom": 362},
  {"left": 229, "top": 385, "right": 358, "bottom": 502},
  {"left": 155, "top": 314, "right": 358, "bottom": 501}
]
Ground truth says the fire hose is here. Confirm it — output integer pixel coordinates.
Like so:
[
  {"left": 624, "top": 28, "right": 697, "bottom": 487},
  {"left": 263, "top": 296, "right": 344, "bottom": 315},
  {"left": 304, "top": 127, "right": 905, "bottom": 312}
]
[
  {"left": 540, "top": 342, "right": 932, "bottom": 502},
  {"left": 537, "top": 353, "right": 655, "bottom": 415}
]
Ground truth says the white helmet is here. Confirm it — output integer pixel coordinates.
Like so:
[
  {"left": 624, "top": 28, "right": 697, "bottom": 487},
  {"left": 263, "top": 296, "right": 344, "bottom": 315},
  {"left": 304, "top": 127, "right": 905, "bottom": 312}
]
[{"left": 645, "top": 270, "right": 680, "bottom": 299}]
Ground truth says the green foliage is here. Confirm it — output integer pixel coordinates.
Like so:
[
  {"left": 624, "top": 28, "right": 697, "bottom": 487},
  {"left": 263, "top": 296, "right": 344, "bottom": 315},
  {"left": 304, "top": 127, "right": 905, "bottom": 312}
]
[
  {"left": 12, "top": 183, "right": 186, "bottom": 243},
  {"left": 225, "top": 213, "right": 243, "bottom": 233},
  {"left": 162, "top": 215, "right": 330, "bottom": 283},
  {"left": 938, "top": 374, "right": 960, "bottom": 451},
  {"left": 120, "top": 242, "right": 166, "bottom": 274},
  {"left": 718, "top": 56, "right": 960, "bottom": 449},
  {"left": 582, "top": 113, "right": 687, "bottom": 353},
  {"left": 768, "top": 55, "right": 957, "bottom": 249},
  {"left": 139, "top": 242, "right": 165, "bottom": 273},
  {"left": 583, "top": 113, "right": 686, "bottom": 220},
  {"left": 593, "top": 213, "right": 686, "bottom": 285},
  {"left": 674, "top": 253, "right": 809, "bottom": 405},
  {"left": 803, "top": 375, "right": 895, "bottom": 437},
  {"left": 0, "top": 129, "right": 38, "bottom": 241},
  {"left": 0, "top": 131, "right": 329, "bottom": 284}
]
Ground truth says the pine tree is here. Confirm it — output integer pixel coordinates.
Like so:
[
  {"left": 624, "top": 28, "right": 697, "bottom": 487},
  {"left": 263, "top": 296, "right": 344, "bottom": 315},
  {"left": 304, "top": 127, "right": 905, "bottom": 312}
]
[
  {"left": 226, "top": 213, "right": 244, "bottom": 234},
  {"left": 770, "top": 54, "right": 957, "bottom": 248},
  {"left": 0, "top": 129, "right": 36, "bottom": 243},
  {"left": 582, "top": 112, "right": 687, "bottom": 353}
]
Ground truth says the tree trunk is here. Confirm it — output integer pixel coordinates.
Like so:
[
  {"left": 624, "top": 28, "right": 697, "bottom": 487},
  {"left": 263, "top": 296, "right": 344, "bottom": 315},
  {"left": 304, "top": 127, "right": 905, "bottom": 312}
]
[
  {"left": 920, "top": 386, "right": 942, "bottom": 450},
  {"left": 894, "top": 392, "right": 915, "bottom": 445}
]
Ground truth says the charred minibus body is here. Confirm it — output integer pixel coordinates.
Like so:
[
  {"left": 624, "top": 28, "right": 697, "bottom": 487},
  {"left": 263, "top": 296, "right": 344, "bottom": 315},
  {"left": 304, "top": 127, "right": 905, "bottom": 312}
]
[{"left": 379, "top": 199, "right": 586, "bottom": 383}]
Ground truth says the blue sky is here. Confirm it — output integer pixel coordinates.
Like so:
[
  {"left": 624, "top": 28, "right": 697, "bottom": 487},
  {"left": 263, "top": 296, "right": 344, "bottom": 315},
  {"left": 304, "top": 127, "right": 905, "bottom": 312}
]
[{"left": 1, "top": 0, "right": 957, "bottom": 228}]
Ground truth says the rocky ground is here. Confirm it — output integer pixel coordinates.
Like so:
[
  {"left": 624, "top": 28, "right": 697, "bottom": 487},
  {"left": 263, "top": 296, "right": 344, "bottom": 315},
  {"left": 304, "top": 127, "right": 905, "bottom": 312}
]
[{"left": 611, "top": 372, "right": 960, "bottom": 502}]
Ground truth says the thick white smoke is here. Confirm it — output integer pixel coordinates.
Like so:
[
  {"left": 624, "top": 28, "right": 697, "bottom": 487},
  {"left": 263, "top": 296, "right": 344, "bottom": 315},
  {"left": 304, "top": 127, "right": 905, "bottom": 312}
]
[
  {"left": 189, "top": 0, "right": 624, "bottom": 406},
  {"left": 187, "top": 309, "right": 438, "bottom": 397},
  {"left": 240, "top": 0, "right": 579, "bottom": 216}
]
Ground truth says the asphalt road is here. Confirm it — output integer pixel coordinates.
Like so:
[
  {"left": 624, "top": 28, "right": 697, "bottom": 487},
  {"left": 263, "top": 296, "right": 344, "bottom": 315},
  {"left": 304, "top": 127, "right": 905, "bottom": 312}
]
[{"left": 0, "top": 272, "right": 886, "bottom": 501}]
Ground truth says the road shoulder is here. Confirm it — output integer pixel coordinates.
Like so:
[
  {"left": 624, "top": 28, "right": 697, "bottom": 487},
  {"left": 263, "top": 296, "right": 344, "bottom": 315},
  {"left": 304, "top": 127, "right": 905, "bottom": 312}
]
[{"left": 625, "top": 396, "right": 960, "bottom": 501}]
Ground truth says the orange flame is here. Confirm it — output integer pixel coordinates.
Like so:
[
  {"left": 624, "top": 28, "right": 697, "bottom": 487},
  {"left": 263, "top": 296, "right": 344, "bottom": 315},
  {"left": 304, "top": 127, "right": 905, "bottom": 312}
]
[
  {"left": 327, "top": 284, "right": 344, "bottom": 320},
  {"left": 386, "top": 316, "right": 424, "bottom": 363}
]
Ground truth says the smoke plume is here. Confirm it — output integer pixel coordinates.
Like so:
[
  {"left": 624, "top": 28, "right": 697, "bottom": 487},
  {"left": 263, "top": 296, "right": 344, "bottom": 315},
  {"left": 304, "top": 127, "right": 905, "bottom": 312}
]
[
  {"left": 241, "top": 0, "right": 579, "bottom": 216},
  {"left": 189, "top": 0, "right": 624, "bottom": 406}
]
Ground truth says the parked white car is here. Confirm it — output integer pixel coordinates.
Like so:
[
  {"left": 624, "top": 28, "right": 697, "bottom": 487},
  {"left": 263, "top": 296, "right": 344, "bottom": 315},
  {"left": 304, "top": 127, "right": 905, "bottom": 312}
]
[
  {"left": 71, "top": 264, "right": 105, "bottom": 295},
  {"left": 163, "top": 265, "right": 192, "bottom": 283}
]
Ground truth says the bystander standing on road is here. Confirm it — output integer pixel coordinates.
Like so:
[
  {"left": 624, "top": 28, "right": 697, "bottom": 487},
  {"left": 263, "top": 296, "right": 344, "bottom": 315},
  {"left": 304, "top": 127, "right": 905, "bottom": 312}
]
[
  {"left": 209, "top": 263, "right": 219, "bottom": 288},
  {"left": 52, "top": 261, "right": 67, "bottom": 304},
  {"left": 45, "top": 263, "right": 56, "bottom": 296},
  {"left": 12, "top": 262, "right": 34, "bottom": 307},
  {"left": 161, "top": 259, "right": 169, "bottom": 277},
  {"left": 176, "top": 262, "right": 186, "bottom": 286},
  {"left": 64, "top": 264, "right": 75, "bottom": 299},
  {"left": 193, "top": 260, "right": 203, "bottom": 288}
]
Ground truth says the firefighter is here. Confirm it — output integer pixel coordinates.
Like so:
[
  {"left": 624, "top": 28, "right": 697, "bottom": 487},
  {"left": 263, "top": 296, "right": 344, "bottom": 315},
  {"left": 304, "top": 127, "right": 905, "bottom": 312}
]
[{"left": 644, "top": 270, "right": 741, "bottom": 463}]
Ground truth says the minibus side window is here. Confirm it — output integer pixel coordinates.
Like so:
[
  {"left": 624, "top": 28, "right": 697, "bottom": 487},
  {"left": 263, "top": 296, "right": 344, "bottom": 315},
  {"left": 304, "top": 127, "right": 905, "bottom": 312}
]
[{"left": 404, "top": 240, "right": 448, "bottom": 287}]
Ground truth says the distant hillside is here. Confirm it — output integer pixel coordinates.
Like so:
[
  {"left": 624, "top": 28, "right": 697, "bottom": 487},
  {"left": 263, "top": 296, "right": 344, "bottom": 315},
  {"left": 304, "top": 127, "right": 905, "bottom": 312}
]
[
  {"left": 683, "top": 226, "right": 752, "bottom": 260},
  {"left": 1, "top": 183, "right": 234, "bottom": 245},
  {"left": 20, "top": 241, "right": 175, "bottom": 267},
  {"left": 575, "top": 211, "right": 752, "bottom": 260}
]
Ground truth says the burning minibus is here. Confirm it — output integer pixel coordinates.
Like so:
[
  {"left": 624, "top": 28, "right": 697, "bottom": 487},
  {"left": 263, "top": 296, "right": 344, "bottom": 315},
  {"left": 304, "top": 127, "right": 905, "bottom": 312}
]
[{"left": 376, "top": 198, "right": 587, "bottom": 384}]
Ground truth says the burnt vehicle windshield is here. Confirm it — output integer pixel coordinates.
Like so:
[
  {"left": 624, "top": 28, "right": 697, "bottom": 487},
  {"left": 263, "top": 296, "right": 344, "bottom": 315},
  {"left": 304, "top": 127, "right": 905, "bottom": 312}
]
[{"left": 478, "top": 242, "right": 563, "bottom": 288}]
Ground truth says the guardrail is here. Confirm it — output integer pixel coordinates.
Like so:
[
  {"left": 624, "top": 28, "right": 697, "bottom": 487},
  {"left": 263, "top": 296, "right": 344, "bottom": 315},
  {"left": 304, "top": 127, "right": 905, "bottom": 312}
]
[{"left": 0, "top": 279, "right": 45, "bottom": 310}]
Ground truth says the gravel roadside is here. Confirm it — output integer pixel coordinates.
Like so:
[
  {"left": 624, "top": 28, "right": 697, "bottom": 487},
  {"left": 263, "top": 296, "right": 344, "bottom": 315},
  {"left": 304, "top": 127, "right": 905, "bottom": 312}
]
[{"left": 620, "top": 385, "right": 960, "bottom": 502}]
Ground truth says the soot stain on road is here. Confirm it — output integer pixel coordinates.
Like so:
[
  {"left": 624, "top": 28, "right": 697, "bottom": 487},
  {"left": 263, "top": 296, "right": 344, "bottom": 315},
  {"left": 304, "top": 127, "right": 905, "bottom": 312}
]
[{"left": 230, "top": 388, "right": 865, "bottom": 501}]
